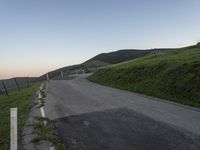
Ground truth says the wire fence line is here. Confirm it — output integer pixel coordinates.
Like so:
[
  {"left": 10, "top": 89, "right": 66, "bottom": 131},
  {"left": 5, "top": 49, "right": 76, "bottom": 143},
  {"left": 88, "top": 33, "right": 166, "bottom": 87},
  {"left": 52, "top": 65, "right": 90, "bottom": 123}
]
[
  {"left": 0, "top": 77, "right": 43, "bottom": 96},
  {"left": 0, "top": 70, "right": 70, "bottom": 96},
  {"left": 0, "top": 65, "right": 102, "bottom": 96},
  {"left": 0, "top": 70, "right": 72, "bottom": 96}
]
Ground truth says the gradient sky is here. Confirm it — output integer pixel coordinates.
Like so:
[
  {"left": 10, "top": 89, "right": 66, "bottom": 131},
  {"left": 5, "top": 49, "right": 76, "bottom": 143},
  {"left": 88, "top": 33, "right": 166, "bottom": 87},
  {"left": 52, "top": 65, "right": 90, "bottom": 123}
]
[{"left": 1, "top": 0, "right": 200, "bottom": 79}]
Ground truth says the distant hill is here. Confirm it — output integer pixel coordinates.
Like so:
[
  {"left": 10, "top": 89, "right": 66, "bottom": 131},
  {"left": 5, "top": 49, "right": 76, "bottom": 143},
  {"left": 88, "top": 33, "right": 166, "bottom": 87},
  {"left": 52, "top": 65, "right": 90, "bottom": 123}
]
[
  {"left": 0, "top": 48, "right": 172, "bottom": 82},
  {"left": 85, "top": 49, "right": 171, "bottom": 64},
  {"left": 39, "top": 64, "right": 82, "bottom": 80},
  {"left": 85, "top": 49, "right": 150, "bottom": 64},
  {"left": 42, "top": 48, "right": 171, "bottom": 79}
]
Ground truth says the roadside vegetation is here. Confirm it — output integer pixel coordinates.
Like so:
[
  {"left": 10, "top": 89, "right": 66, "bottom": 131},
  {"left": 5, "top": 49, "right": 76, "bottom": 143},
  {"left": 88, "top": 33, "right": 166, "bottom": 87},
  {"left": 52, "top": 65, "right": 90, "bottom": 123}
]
[
  {"left": 31, "top": 117, "right": 66, "bottom": 150},
  {"left": 31, "top": 83, "right": 66, "bottom": 150},
  {"left": 88, "top": 45, "right": 200, "bottom": 108},
  {"left": 0, "top": 83, "right": 41, "bottom": 150}
]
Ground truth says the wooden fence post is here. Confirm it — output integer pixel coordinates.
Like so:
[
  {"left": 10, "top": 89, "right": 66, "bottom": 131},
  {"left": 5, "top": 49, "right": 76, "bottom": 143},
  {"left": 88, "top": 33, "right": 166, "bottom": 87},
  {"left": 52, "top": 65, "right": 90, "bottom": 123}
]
[
  {"left": 14, "top": 78, "right": 20, "bottom": 91},
  {"left": 46, "top": 74, "right": 49, "bottom": 81},
  {"left": 10, "top": 108, "right": 17, "bottom": 150},
  {"left": 61, "top": 71, "right": 64, "bottom": 78},
  {"left": 27, "top": 77, "right": 30, "bottom": 88},
  {"left": 2, "top": 81, "right": 9, "bottom": 96}
]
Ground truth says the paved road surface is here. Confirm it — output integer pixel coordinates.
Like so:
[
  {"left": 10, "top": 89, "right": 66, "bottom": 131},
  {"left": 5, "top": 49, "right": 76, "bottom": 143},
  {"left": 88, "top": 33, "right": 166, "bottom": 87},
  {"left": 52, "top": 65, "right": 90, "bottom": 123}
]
[{"left": 45, "top": 75, "right": 200, "bottom": 150}]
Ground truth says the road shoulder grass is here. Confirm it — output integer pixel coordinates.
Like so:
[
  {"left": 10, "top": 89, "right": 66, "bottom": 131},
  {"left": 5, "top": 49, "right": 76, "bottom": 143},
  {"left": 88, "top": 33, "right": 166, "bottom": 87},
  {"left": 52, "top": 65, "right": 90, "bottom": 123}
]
[{"left": 0, "top": 83, "right": 41, "bottom": 150}]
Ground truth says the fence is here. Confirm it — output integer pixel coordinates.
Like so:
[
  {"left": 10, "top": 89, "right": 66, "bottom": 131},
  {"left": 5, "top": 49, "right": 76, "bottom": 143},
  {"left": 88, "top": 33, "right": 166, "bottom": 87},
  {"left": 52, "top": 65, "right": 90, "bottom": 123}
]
[
  {"left": 0, "top": 72, "right": 66, "bottom": 96},
  {"left": 0, "top": 77, "right": 42, "bottom": 96},
  {"left": 0, "top": 65, "right": 98, "bottom": 96}
]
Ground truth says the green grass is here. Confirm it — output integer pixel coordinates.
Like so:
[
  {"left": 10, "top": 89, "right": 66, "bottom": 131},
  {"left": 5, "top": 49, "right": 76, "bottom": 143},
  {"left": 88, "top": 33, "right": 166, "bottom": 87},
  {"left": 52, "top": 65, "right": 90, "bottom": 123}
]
[
  {"left": 31, "top": 117, "right": 66, "bottom": 150},
  {"left": 88, "top": 45, "right": 200, "bottom": 108},
  {"left": 0, "top": 83, "right": 41, "bottom": 150}
]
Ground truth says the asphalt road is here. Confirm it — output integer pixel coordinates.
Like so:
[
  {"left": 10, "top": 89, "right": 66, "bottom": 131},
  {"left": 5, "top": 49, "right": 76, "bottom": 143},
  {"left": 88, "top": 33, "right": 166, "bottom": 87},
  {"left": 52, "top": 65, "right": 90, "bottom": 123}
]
[{"left": 45, "top": 75, "right": 200, "bottom": 150}]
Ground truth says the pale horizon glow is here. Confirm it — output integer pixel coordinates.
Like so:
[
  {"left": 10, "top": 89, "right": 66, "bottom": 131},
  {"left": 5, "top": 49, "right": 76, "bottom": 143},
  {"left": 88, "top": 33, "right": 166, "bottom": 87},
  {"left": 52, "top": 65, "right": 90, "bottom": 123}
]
[
  {"left": 0, "top": 64, "right": 69, "bottom": 79},
  {"left": 1, "top": 0, "right": 200, "bottom": 79}
]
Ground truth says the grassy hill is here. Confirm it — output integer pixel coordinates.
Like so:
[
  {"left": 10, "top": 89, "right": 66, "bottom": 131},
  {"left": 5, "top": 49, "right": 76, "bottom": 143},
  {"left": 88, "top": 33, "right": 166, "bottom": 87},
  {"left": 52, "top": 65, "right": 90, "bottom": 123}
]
[
  {"left": 42, "top": 49, "right": 170, "bottom": 79},
  {"left": 86, "top": 49, "right": 151, "bottom": 64},
  {"left": 86, "top": 49, "right": 171, "bottom": 64},
  {"left": 88, "top": 45, "right": 200, "bottom": 108}
]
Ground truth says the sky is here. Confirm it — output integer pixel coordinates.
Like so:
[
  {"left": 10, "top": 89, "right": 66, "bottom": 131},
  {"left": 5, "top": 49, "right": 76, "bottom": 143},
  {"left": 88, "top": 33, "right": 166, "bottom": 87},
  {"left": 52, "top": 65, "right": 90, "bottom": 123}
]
[{"left": 0, "top": 0, "right": 200, "bottom": 79}]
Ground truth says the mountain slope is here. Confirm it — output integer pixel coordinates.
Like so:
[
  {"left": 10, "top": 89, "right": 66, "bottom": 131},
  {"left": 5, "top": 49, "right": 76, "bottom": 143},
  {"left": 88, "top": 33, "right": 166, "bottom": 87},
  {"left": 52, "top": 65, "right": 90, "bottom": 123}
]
[
  {"left": 43, "top": 48, "right": 171, "bottom": 79},
  {"left": 85, "top": 49, "right": 171, "bottom": 64},
  {"left": 88, "top": 45, "right": 200, "bottom": 107}
]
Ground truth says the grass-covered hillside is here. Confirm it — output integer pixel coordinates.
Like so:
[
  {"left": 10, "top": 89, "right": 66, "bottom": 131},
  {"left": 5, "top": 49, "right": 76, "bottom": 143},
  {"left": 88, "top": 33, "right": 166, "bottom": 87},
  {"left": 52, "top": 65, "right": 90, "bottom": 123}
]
[
  {"left": 88, "top": 45, "right": 200, "bottom": 108},
  {"left": 86, "top": 49, "right": 170, "bottom": 64},
  {"left": 44, "top": 48, "right": 170, "bottom": 79},
  {"left": 86, "top": 49, "right": 151, "bottom": 64}
]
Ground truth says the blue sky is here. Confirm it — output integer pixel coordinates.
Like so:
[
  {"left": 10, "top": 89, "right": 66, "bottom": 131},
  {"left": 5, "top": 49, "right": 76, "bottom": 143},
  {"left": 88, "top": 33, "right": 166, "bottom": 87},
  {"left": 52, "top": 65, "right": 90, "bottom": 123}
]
[{"left": 0, "top": 0, "right": 200, "bottom": 79}]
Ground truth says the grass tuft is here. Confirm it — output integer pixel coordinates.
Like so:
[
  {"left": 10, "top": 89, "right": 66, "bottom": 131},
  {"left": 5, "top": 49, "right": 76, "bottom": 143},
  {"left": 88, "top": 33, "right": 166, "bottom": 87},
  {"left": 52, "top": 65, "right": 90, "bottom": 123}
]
[{"left": 31, "top": 116, "right": 66, "bottom": 149}]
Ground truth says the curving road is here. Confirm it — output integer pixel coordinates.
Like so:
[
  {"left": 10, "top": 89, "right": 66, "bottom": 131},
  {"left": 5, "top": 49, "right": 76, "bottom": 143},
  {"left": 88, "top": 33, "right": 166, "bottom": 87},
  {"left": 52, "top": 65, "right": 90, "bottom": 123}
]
[{"left": 44, "top": 75, "right": 200, "bottom": 150}]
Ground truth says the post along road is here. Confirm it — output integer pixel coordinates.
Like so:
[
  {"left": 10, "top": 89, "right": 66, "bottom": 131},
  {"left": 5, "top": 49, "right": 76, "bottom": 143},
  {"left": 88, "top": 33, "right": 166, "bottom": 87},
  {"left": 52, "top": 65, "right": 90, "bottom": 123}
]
[{"left": 44, "top": 75, "right": 200, "bottom": 150}]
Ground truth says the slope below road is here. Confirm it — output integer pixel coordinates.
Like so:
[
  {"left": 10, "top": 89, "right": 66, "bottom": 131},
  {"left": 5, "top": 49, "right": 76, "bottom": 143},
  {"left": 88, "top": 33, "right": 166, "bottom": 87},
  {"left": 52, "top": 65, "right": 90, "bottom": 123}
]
[{"left": 44, "top": 75, "right": 200, "bottom": 150}]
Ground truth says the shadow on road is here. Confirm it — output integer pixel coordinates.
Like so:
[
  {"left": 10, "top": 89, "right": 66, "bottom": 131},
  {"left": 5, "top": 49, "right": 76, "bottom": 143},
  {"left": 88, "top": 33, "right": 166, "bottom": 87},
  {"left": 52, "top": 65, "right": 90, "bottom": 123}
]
[{"left": 54, "top": 107, "right": 200, "bottom": 150}]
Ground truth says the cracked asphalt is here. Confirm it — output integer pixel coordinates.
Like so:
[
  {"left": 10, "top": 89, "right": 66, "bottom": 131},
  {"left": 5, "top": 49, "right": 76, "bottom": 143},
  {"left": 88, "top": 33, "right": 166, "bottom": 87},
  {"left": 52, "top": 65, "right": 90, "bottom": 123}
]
[{"left": 44, "top": 75, "right": 200, "bottom": 150}]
